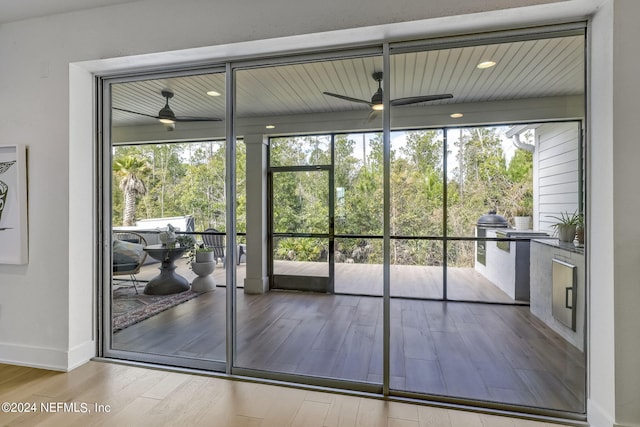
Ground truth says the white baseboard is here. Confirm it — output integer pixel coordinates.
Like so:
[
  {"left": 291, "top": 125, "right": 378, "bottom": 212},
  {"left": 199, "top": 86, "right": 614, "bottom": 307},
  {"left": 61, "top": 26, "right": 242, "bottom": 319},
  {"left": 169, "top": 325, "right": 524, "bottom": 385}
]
[
  {"left": 588, "top": 398, "right": 640, "bottom": 427},
  {"left": 0, "top": 339, "right": 96, "bottom": 372},
  {"left": 588, "top": 398, "right": 617, "bottom": 427},
  {"left": 67, "top": 340, "right": 97, "bottom": 371}
]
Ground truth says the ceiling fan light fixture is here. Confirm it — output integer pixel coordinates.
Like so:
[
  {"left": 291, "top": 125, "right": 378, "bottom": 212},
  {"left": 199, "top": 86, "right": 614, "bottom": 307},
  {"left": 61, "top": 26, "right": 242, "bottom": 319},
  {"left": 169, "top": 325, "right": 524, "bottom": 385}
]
[
  {"left": 370, "top": 77, "right": 384, "bottom": 109},
  {"left": 158, "top": 90, "right": 177, "bottom": 123},
  {"left": 477, "top": 61, "right": 496, "bottom": 69},
  {"left": 158, "top": 104, "right": 176, "bottom": 124}
]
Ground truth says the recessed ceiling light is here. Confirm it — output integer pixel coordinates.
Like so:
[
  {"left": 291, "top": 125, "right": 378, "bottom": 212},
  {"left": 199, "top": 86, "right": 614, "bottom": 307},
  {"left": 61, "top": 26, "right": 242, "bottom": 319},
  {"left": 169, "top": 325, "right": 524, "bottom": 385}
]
[
  {"left": 477, "top": 61, "right": 496, "bottom": 69},
  {"left": 450, "top": 113, "right": 464, "bottom": 118},
  {"left": 207, "top": 90, "right": 221, "bottom": 97},
  {"left": 265, "top": 125, "right": 275, "bottom": 129}
]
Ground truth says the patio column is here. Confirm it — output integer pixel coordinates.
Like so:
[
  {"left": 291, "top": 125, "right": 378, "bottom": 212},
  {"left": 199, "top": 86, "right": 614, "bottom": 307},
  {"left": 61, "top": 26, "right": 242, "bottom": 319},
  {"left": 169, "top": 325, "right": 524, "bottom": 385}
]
[{"left": 243, "top": 134, "right": 269, "bottom": 294}]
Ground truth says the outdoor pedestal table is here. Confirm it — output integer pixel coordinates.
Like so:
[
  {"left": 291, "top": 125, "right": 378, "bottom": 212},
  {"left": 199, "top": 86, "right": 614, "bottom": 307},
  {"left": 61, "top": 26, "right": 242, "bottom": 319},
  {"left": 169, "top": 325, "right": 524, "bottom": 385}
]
[{"left": 142, "top": 244, "right": 190, "bottom": 295}]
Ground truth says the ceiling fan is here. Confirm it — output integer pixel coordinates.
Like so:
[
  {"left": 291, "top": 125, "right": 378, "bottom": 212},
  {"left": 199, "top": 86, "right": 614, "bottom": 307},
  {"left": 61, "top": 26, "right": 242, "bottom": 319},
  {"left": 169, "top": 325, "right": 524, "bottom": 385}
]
[
  {"left": 113, "top": 90, "right": 222, "bottom": 127},
  {"left": 323, "top": 71, "right": 453, "bottom": 112}
]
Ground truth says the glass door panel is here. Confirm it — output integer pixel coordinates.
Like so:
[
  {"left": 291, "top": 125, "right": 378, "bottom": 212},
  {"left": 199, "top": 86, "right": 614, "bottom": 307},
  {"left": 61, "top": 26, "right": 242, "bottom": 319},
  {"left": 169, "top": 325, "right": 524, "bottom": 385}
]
[
  {"left": 270, "top": 135, "right": 331, "bottom": 167},
  {"left": 442, "top": 123, "right": 586, "bottom": 411},
  {"left": 445, "top": 126, "right": 519, "bottom": 239},
  {"left": 390, "top": 239, "right": 443, "bottom": 300},
  {"left": 334, "top": 237, "right": 383, "bottom": 295},
  {"left": 272, "top": 236, "right": 329, "bottom": 277},
  {"left": 271, "top": 169, "right": 330, "bottom": 292},
  {"left": 386, "top": 38, "right": 586, "bottom": 414},
  {"left": 272, "top": 170, "right": 329, "bottom": 235},
  {"left": 445, "top": 125, "right": 545, "bottom": 305},
  {"left": 106, "top": 71, "right": 227, "bottom": 370},
  {"left": 334, "top": 133, "right": 383, "bottom": 236},
  {"left": 235, "top": 57, "right": 383, "bottom": 387},
  {"left": 387, "top": 59, "right": 450, "bottom": 393},
  {"left": 333, "top": 132, "right": 383, "bottom": 297},
  {"left": 387, "top": 127, "right": 447, "bottom": 349}
]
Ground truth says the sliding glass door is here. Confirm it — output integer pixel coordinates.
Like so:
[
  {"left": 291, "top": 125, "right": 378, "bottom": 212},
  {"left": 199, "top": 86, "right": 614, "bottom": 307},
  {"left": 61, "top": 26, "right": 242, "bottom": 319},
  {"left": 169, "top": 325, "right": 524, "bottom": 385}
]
[
  {"left": 104, "top": 70, "right": 228, "bottom": 371},
  {"left": 101, "top": 26, "right": 587, "bottom": 418},
  {"left": 386, "top": 38, "right": 586, "bottom": 413},
  {"left": 233, "top": 58, "right": 384, "bottom": 388}
]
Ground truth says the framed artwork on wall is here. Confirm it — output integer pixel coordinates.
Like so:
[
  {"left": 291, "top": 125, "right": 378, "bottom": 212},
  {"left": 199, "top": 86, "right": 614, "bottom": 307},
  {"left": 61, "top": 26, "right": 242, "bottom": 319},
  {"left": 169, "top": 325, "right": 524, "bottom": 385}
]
[{"left": 0, "top": 145, "right": 28, "bottom": 264}]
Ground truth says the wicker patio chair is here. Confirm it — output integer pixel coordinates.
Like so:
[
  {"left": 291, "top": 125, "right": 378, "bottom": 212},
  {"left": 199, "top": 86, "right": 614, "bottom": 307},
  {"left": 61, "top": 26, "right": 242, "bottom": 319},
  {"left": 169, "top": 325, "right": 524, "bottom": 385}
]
[{"left": 112, "top": 231, "right": 148, "bottom": 294}]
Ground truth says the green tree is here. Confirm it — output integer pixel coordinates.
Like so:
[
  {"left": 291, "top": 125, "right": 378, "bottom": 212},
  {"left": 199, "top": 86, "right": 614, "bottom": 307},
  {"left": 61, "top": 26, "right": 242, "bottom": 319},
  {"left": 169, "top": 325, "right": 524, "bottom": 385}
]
[
  {"left": 507, "top": 148, "right": 533, "bottom": 182},
  {"left": 109, "top": 127, "right": 533, "bottom": 268},
  {"left": 143, "top": 144, "right": 187, "bottom": 219},
  {"left": 113, "top": 140, "right": 246, "bottom": 234},
  {"left": 333, "top": 133, "right": 384, "bottom": 263},
  {"left": 335, "top": 133, "right": 383, "bottom": 236},
  {"left": 391, "top": 130, "right": 444, "bottom": 264},
  {"left": 449, "top": 128, "right": 508, "bottom": 237},
  {"left": 113, "top": 155, "right": 150, "bottom": 226},
  {"left": 504, "top": 148, "right": 534, "bottom": 216},
  {"left": 175, "top": 142, "right": 226, "bottom": 231}
]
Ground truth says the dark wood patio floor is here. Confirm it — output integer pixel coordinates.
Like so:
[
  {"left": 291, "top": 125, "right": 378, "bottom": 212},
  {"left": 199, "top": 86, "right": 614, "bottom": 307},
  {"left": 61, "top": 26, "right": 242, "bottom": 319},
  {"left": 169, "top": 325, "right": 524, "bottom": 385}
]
[
  {"left": 112, "top": 260, "right": 585, "bottom": 413},
  {"left": 133, "top": 258, "right": 526, "bottom": 303}
]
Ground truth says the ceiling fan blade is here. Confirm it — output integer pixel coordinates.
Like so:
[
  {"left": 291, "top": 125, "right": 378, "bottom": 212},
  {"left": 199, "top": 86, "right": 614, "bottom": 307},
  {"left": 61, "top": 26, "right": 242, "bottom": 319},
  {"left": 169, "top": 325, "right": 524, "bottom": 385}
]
[
  {"left": 115, "top": 107, "right": 220, "bottom": 122},
  {"left": 113, "top": 107, "right": 159, "bottom": 119},
  {"left": 391, "top": 94, "right": 453, "bottom": 107},
  {"left": 323, "top": 92, "right": 373, "bottom": 106},
  {"left": 173, "top": 116, "right": 222, "bottom": 122}
]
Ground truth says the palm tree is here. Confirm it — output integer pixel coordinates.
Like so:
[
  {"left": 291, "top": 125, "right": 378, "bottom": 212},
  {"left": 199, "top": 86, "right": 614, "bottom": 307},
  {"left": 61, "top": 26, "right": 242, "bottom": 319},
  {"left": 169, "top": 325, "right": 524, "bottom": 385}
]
[{"left": 113, "top": 156, "right": 150, "bottom": 226}]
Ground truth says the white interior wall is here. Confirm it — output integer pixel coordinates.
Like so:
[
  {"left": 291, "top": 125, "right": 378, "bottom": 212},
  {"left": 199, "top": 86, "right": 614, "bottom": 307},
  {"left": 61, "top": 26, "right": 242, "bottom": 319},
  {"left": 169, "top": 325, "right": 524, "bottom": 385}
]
[
  {"left": 609, "top": 1, "right": 640, "bottom": 425},
  {"left": 3, "top": 0, "right": 638, "bottom": 426},
  {"left": 587, "top": 3, "right": 615, "bottom": 425},
  {"left": 588, "top": 1, "right": 640, "bottom": 426}
]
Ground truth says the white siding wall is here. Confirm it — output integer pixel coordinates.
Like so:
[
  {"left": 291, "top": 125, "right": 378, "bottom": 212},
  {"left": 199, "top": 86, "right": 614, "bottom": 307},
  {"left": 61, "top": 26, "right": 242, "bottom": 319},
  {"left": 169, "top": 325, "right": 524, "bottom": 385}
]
[{"left": 534, "top": 122, "right": 581, "bottom": 234}]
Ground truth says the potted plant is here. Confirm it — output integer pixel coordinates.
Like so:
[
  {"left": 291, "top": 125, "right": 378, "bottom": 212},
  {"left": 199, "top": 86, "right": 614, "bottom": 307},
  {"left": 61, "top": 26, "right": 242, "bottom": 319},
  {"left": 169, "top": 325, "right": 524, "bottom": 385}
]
[
  {"left": 194, "top": 246, "right": 214, "bottom": 263},
  {"left": 549, "top": 211, "right": 581, "bottom": 243},
  {"left": 176, "top": 233, "right": 196, "bottom": 249},
  {"left": 513, "top": 206, "right": 532, "bottom": 230}
]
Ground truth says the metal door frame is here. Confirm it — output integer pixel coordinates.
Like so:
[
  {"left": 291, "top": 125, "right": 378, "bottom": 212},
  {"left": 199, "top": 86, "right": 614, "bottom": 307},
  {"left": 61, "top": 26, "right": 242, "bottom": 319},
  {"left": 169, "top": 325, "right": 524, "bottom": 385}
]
[{"left": 267, "top": 137, "right": 335, "bottom": 293}]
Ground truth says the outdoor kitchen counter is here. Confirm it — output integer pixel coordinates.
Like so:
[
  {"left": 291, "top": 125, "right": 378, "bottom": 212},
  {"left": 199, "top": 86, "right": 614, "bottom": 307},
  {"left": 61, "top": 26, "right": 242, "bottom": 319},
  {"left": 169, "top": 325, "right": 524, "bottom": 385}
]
[
  {"left": 474, "top": 229, "right": 549, "bottom": 302},
  {"left": 531, "top": 237, "right": 584, "bottom": 254},
  {"left": 530, "top": 239, "right": 585, "bottom": 351}
]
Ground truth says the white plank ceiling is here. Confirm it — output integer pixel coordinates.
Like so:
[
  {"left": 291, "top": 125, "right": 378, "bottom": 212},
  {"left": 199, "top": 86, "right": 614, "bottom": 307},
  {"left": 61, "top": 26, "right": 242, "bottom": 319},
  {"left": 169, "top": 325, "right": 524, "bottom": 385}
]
[{"left": 111, "top": 35, "right": 584, "bottom": 127}]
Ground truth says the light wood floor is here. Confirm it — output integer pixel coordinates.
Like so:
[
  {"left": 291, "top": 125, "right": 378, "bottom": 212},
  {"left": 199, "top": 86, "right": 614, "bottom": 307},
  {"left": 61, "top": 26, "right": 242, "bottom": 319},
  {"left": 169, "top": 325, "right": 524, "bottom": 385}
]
[{"left": 0, "top": 361, "right": 580, "bottom": 427}]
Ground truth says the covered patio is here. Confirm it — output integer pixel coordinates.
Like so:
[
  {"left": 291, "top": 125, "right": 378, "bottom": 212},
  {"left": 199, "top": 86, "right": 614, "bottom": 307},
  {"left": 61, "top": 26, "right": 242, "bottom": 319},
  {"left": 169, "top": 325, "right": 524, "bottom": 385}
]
[
  {"left": 125, "top": 257, "right": 526, "bottom": 303},
  {"left": 111, "top": 258, "right": 584, "bottom": 413}
]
